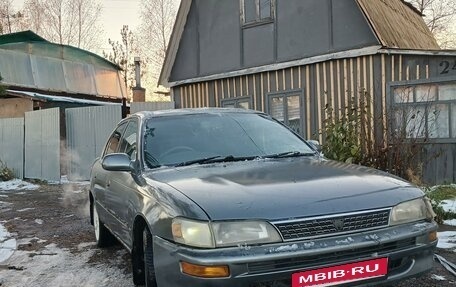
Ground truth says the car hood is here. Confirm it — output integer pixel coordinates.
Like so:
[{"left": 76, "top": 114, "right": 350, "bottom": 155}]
[{"left": 144, "top": 157, "right": 423, "bottom": 221}]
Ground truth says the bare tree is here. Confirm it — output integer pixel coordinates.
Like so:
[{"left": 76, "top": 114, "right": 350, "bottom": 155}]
[
  {"left": 21, "top": 0, "right": 103, "bottom": 50},
  {"left": 405, "top": 0, "right": 456, "bottom": 48},
  {"left": 138, "top": 0, "right": 179, "bottom": 99},
  {"left": 0, "top": 0, "right": 29, "bottom": 35},
  {"left": 104, "top": 25, "right": 145, "bottom": 100}
]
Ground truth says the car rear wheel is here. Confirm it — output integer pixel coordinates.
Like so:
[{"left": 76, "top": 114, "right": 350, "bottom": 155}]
[
  {"left": 92, "top": 201, "right": 113, "bottom": 247},
  {"left": 143, "top": 227, "right": 158, "bottom": 287}
]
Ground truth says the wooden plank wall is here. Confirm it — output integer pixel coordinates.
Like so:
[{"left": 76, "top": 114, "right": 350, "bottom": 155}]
[
  {"left": 175, "top": 56, "right": 377, "bottom": 143},
  {"left": 173, "top": 53, "right": 455, "bottom": 184}
]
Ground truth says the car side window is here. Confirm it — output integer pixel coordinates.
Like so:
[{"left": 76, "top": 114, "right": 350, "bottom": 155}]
[
  {"left": 119, "top": 119, "right": 138, "bottom": 160},
  {"left": 104, "top": 122, "right": 128, "bottom": 156}
]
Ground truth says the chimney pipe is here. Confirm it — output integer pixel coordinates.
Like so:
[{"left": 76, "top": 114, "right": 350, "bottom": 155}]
[{"left": 134, "top": 57, "right": 141, "bottom": 88}]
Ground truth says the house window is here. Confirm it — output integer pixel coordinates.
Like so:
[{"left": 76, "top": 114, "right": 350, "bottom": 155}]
[
  {"left": 268, "top": 92, "right": 302, "bottom": 135},
  {"left": 241, "top": 0, "right": 274, "bottom": 25},
  {"left": 222, "top": 97, "right": 251, "bottom": 109},
  {"left": 392, "top": 82, "right": 456, "bottom": 140}
]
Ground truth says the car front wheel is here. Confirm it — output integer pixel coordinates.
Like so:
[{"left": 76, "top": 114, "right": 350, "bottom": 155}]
[
  {"left": 92, "top": 201, "right": 113, "bottom": 247},
  {"left": 143, "top": 227, "right": 158, "bottom": 287}
]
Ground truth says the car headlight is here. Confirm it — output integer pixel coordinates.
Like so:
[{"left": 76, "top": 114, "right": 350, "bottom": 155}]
[
  {"left": 390, "top": 198, "right": 430, "bottom": 226},
  {"left": 172, "top": 218, "right": 214, "bottom": 248},
  {"left": 212, "top": 221, "right": 282, "bottom": 247},
  {"left": 172, "top": 218, "right": 282, "bottom": 248}
]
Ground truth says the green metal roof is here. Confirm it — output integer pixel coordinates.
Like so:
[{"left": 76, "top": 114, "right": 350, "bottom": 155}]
[
  {"left": 0, "top": 30, "right": 47, "bottom": 45},
  {"left": 0, "top": 30, "right": 121, "bottom": 70},
  {"left": 0, "top": 31, "right": 126, "bottom": 99}
]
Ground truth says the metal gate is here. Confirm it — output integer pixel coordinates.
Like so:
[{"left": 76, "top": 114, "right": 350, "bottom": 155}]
[
  {"left": 25, "top": 108, "right": 60, "bottom": 181},
  {"left": 66, "top": 105, "right": 122, "bottom": 181},
  {"left": 0, "top": 118, "right": 24, "bottom": 179}
]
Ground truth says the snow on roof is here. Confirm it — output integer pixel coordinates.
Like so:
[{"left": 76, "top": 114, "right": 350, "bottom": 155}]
[{"left": 7, "top": 90, "right": 122, "bottom": 106}]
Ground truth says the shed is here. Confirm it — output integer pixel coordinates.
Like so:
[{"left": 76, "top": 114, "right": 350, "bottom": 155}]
[{"left": 0, "top": 30, "right": 127, "bottom": 119}]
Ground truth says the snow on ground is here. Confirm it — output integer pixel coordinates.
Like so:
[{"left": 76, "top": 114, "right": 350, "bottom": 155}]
[
  {"left": 0, "top": 180, "right": 39, "bottom": 191},
  {"left": 442, "top": 199, "right": 456, "bottom": 214},
  {"left": 437, "top": 231, "right": 456, "bottom": 251},
  {"left": 441, "top": 198, "right": 456, "bottom": 226},
  {"left": 0, "top": 224, "right": 16, "bottom": 263},
  {"left": 431, "top": 274, "right": 447, "bottom": 281},
  {"left": 0, "top": 241, "right": 132, "bottom": 287},
  {"left": 57, "top": 175, "right": 90, "bottom": 186}
]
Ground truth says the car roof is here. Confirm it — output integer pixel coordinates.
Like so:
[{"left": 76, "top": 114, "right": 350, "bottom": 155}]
[{"left": 133, "top": 108, "right": 263, "bottom": 120}]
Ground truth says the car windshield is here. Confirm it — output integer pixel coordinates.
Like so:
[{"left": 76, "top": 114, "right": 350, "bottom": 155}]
[{"left": 143, "top": 112, "right": 315, "bottom": 168}]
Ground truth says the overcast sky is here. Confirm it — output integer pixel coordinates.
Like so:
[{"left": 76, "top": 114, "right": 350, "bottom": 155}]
[{"left": 11, "top": 0, "right": 142, "bottom": 53}]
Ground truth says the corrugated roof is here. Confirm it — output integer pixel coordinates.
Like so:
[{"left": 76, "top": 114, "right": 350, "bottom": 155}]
[
  {"left": 357, "top": 0, "right": 439, "bottom": 50},
  {"left": 0, "top": 30, "right": 121, "bottom": 70}
]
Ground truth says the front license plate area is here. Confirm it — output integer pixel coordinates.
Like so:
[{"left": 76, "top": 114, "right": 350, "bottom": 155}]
[{"left": 292, "top": 258, "right": 388, "bottom": 287}]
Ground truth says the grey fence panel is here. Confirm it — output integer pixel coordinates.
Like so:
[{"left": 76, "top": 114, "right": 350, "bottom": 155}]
[
  {"left": 0, "top": 118, "right": 24, "bottom": 179},
  {"left": 130, "top": 102, "right": 175, "bottom": 114},
  {"left": 66, "top": 105, "right": 122, "bottom": 181},
  {"left": 25, "top": 108, "right": 61, "bottom": 182}
]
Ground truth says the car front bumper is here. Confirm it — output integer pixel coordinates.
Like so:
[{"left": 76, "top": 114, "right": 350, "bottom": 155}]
[{"left": 153, "top": 221, "right": 437, "bottom": 287}]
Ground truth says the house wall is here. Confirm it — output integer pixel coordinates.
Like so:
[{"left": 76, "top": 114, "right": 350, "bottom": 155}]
[
  {"left": 172, "top": 52, "right": 456, "bottom": 184},
  {"left": 0, "top": 98, "right": 33, "bottom": 118},
  {"left": 170, "top": 0, "right": 378, "bottom": 82}
]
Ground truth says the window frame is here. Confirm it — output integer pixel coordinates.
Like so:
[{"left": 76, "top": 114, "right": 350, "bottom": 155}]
[
  {"left": 388, "top": 76, "right": 456, "bottom": 143},
  {"left": 118, "top": 118, "right": 139, "bottom": 161},
  {"left": 103, "top": 121, "right": 128, "bottom": 157},
  {"left": 221, "top": 96, "right": 253, "bottom": 109},
  {"left": 266, "top": 89, "right": 305, "bottom": 136},
  {"left": 240, "top": 0, "right": 275, "bottom": 27}
]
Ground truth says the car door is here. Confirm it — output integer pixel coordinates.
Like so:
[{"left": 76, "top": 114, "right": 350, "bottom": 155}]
[
  {"left": 92, "top": 122, "right": 128, "bottom": 232},
  {"left": 106, "top": 118, "right": 140, "bottom": 245}
]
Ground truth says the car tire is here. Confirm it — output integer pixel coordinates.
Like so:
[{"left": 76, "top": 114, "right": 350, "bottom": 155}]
[
  {"left": 143, "top": 227, "right": 158, "bottom": 287},
  {"left": 92, "top": 201, "right": 113, "bottom": 247}
]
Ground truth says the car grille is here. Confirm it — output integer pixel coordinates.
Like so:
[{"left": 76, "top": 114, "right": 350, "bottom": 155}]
[
  {"left": 274, "top": 209, "right": 391, "bottom": 241},
  {"left": 247, "top": 237, "right": 416, "bottom": 275}
]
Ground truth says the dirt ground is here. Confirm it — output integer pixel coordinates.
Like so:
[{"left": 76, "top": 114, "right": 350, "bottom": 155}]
[{"left": 0, "top": 183, "right": 455, "bottom": 287}]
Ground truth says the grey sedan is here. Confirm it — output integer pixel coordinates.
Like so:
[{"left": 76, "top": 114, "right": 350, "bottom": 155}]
[{"left": 89, "top": 108, "right": 437, "bottom": 287}]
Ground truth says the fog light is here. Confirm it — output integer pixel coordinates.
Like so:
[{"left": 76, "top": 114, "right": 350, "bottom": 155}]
[
  {"left": 180, "top": 261, "right": 230, "bottom": 278},
  {"left": 429, "top": 231, "right": 438, "bottom": 242}
]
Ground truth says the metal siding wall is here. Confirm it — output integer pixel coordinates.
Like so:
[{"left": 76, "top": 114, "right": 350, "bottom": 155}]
[
  {"left": 25, "top": 108, "right": 60, "bottom": 182},
  {"left": 0, "top": 118, "right": 24, "bottom": 179},
  {"left": 66, "top": 106, "right": 122, "bottom": 180},
  {"left": 130, "top": 102, "right": 175, "bottom": 114}
]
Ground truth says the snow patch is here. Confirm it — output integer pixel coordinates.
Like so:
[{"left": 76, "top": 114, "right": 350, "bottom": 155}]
[
  {"left": 444, "top": 219, "right": 456, "bottom": 226},
  {"left": 437, "top": 231, "right": 456, "bottom": 250},
  {"left": 0, "top": 242, "right": 132, "bottom": 286},
  {"left": 336, "top": 237, "right": 355, "bottom": 245},
  {"left": 0, "top": 224, "right": 16, "bottom": 263},
  {"left": 273, "top": 244, "right": 299, "bottom": 252},
  {"left": 441, "top": 199, "right": 456, "bottom": 214},
  {"left": 0, "top": 179, "right": 39, "bottom": 191},
  {"left": 17, "top": 208, "right": 35, "bottom": 212},
  {"left": 365, "top": 234, "right": 379, "bottom": 241},
  {"left": 431, "top": 274, "right": 447, "bottom": 281},
  {"left": 58, "top": 175, "right": 90, "bottom": 186}
]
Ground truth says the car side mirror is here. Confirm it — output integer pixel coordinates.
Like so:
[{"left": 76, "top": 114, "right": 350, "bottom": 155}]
[
  {"left": 307, "top": 140, "right": 322, "bottom": 152},
  {"left": 102, "top": 153, "right": 134, "bottom": 172}
]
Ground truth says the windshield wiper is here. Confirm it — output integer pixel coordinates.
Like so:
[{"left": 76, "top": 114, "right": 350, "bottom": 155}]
[
  {"left": 263, "top": 151, "right": 317, "bottom": 159},
  {"left": 176, "top": 155, "right": 257, "bottom": 167}
]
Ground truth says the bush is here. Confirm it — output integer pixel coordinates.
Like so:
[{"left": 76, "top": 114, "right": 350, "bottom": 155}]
[{"left": 0, "top": 160, "right": 14, "bottom": 181}]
